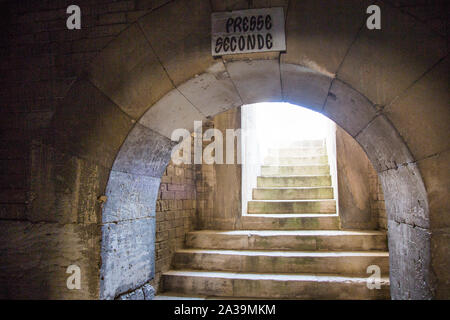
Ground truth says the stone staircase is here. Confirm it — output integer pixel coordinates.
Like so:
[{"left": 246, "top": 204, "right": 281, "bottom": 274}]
[{"left": 156, "top": 140, "right": 390, "bottom": 299}]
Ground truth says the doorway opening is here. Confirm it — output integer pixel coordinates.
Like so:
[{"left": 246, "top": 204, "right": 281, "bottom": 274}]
[{"left": 241, "top": 102, "right": 339, "bottom": 216}]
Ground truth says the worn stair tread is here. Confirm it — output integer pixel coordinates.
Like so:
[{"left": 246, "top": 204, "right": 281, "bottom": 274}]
[
  {"left": 267, "top": 154, "right": 328, "bottom": 158},
  {"left": 262, "top": 165, "right": 329, "bottom": 167},
  {"left": 186, "top": 228, "right": 387, "bottom": 251},
  {"left": 248, "top": 199, "right": 337, "bottom": 214},
  {"left": 259, "top": 176, "right": 332, "bottom": 180},
  {"left": 255, "top": 186, "right": 333, "bottom": 189},
  {"left": 154, "top": 293, "right": 207, "bottom": 300},
  {"left": 261, "top": 165, "right": 330, "bottom": 173},
  {"left": 260, "top": 176, "right": 332, "bottom": 178},
  {"left": 247, "top": 212, "right": 337, "bottom": 215},
  {"left": 268, "top": 147, "right": 325, "bottom": 151},
  {"left": 176, "top": 249, "right": 389, "bottom": 257},
  {"left": 259, "top": 174, "right": 331, "bottom": 178},
  {"left": 253, "top": 187, "right": 334, "bottom": 200},
  {"left": 257, "top": 175, "right": 332, "bottom": 188},
  {"left": 265, "top": 155, "right": 328, "bottom": 159},
  {"left": 188, "top": 230, "right": 386, "bottom": 236},
  {"left": 154, "top": 293, "right": 279, "bottom": 300},
  {"left": 240, "top": 214, "right": 341, "bottom": 230},
  {"left": 249, "top": 199, "right": 335, "bottom": 202},
  {"left": 163, "top": 270, "right": 390, "bottom": 283},
  {"left": 243, "top": 213, "right": 339, "bottom": 217}
]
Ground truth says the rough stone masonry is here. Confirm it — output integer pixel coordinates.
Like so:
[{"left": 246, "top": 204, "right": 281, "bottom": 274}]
[{"left": 0, "top": 0, "right": 448, "bottom": 300}]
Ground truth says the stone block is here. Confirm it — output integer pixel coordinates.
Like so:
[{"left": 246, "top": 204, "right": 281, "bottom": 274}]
[
  {"left": 139, "top": 89, "right": 206, "bottom": 138},
  {"left": 0, "top": 204, "right": 27, "bottom": 220},
  {"left": 210, "top": 0, "right": 248, "bottom": 11},
  {"left": 177, "top": 62, "right": 242, "bottom": 117},
  {"left": 431, "top": 230, "right": 450, "bottom": 299},
  {"left": 226, "top": 59, "right": 282, "bottom": 104},
  {"left": 88, "top": 24, "right": 174, "bottom": 119},
  {"left": 116, "top": 288, "right": 144, "bottom": 300},
  {"left": 384, "top": 57, "right": 449, "bottom": 159},
  {"left": 139, "top": 0, "right": 214, "bottom": 86},
  {"left": 0, "top": 221, "right": 100, "bottom": 299},
  {"left": 338, "top": 1, "right": 446, "bottom": 106},
  {"left": 29, "top": 141, "right": 109, "bottom": 224},
  {"left": 252, "top": 0, "right": 289, "bottom": 13},
  {"left": 102, "top": 171, "right": 160, "bottom": 223},
  {"left": 379, "top": 163, "right": 429, "bottom": 229},
  {"left": 116, "top": 283, "right": 155, "bottom": 300},
  {"left": 280, "top": 63, "right": 331, "bottom": 111},
  {"left": 112, "top": 123, "right": 174, "bottom": 178},
  {"left": 100, "top": 218, "right": 155, "bottom": 300},
  {"left": 49, "top": 80, "right": 134, "bottom": 169},
  {"left": 142, "top": 283, "right": 156, "bottom": 299},
  {"left": 387, "top": 220, "right": 432, "bottom": 299},
  {"left": 356, "top": 115, "right": 414, "bottom": 172},
  {"left": 323, "top": 79, "right": 377, "bottom": 137},
  {"left": 282, "top": 0, "right": 370, "bottom": 75},
  {"left": 417, "top": 150, "right": 450, "bottom": 229}
]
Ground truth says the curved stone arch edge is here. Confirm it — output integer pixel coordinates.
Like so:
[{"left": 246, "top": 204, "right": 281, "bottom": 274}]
[
  {"left": 42, "top": 0, "right": 438, "bottom": 301},
  {"left": 93, "top": 67, "right": 432, "bottom": 299}
]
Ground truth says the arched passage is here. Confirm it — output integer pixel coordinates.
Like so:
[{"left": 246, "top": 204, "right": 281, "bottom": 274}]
[{"left": 43, "top": 0, "right": 448, "bottom": 299}]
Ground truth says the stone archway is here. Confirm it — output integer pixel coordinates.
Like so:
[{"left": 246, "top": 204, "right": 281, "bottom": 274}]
[{"left": 46, "top": 0, "right": 448, "bottom": 299}]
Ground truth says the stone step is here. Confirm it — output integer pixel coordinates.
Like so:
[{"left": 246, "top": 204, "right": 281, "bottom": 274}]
[
  {"left": 268, "top": 147, "right": 326, "bottom": 157},
  {"left": 154, "top": 293, "right": 279, "bottom": 300},
  {"left": 240, "top": 214, "right": 340, "bottom": 230},
  {"left": 161, "top": 270, "right": 390, "bottom": 299},
  {"left": 186, "top": 230, "right": 388, "bottom": 251},
  {"left": 257, "top": 175, "right": 331, "bottom": 187},
  {"left": 264, "top": 155, "right": 328, "bottom": 165},
  {"left": 173, "top": 249, "right": 389, "bottom": 276},
  {"left": 155, "top": 293, "right": 285, "bottom": 300},
  {"left": 154, "top": 293, "right": 207, "bottom": 300},
  {"left": 248, "top": 200, "right": 336, "bottom": 214},
  {"left": 253, "top": 187, "right": 334, "bottom": 200},
  {"left": 261, "top": 165, "right": 330, "bottom": 176}
]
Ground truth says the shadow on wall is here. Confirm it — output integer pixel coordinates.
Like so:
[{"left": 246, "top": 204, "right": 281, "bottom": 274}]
[{"left": 336, "top": 127, "right": 387, "bottom": 230}]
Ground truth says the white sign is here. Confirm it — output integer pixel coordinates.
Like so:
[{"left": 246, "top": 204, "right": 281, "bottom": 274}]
[{"left": 211, "top": 7, "right": 286, "bottom": 56}]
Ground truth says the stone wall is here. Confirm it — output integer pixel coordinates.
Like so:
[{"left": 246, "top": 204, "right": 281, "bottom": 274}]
[
  {"left": 196, "top": 109, "right": 242, "bottom": 230},
  {"left": 0, "top": 0, "right": 447, "bottom": 300},
  {"left": 151, "top": 160, "right": 196, "bottom": 293},
  {"left": 369, "top": 166, "right": 388, "bottom": 230},
  {"left": 0, "top": 0, "right": 173, "bottom": 300},
  {"left": 336, "top": 126, "right": 387, "bottom": 230},
  {"left": 195, "top": 120, "right": 215, "bottom": 229},
  {"left": 1, "top": 0, "right": 171, "bottom": 220}
]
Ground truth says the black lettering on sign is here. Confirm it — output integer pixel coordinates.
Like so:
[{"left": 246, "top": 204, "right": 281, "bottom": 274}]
[
  {"left": 239, "top": 36, "right": 245, "bottom": 50},
  {"left": 226, "top": 18, "right": 233, "bottom": 33},
  {"left": 257, "top": 34, "right": 264, "bottom": 49},
  {"left": 250, "top": 16, "right": 256, "bottom": 31},
  {"left": 234, "top": 16, "right": 242, "bottom": 32},
  {"left": 266, "top": 33, "right": 273, "bottom": 49},
  {"left": 230, "top": 37, "right": 237, "bottom": 51},
  {"left": 218, "top": 34, "right": 277, "bottom": 53},
  {"left": 265, "top": 15, "right": 272, "bottom": 30},
  {"left": 242, "top": 16, "right": 249, "bottom": 32},
  {"left": 215, "top": 37, "right": 223, "bottom": 53},
  {"left": 247, "top": 34, "right": 256, "bottom": 50},
  {"left": 257, "top": 15, "right": 264, "bottom": 30},
  {"left": 223, "top": 37, "right": 230, "bottom": 51}
]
